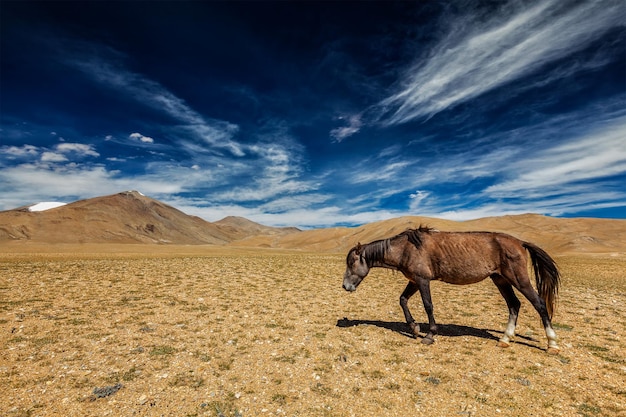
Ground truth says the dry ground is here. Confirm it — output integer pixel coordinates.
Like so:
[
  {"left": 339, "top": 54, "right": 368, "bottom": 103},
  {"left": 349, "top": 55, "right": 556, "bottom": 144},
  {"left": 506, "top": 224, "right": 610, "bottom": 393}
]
[{"left": 1, "top": 247, "right": 625, "bottom": 417}]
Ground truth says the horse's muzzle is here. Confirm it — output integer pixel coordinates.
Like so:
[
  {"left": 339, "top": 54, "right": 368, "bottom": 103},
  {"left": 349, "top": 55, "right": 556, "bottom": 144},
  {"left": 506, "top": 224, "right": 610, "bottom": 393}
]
[{"left": 342, "top": 282, "right": 356, "bottom": 292}]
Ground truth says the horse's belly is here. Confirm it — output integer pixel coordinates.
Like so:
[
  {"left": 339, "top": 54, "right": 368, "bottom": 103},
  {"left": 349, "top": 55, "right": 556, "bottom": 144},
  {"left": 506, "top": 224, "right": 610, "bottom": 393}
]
[
  {"left": 435, "top": 264, "right": 495, "bottom": 285},
  {"left": 439, "top": 274, "right": 487, "bottom": 285}
]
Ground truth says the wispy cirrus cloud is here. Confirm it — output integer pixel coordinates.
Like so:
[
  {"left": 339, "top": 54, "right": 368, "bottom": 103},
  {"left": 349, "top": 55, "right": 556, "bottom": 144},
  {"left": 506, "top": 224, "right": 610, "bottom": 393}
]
[
  {"left": 411, "top": 107, "right": 626, "bottom": 219},
  {"left": 344, "top": 145, "right": 417, "bottom": 185},
  {"left": 39, "top": 41, "right": 318, "bottom": 209},
  {"left": 377, "top": 0, "right": 625, "bottom": 125},
  {"left": 432, "top": 187, "right": 626, "bottom": 221},
  {"left": 63, "top": 45, "right": 243, "bottom": 156},
  {"left": 485, "top": 115, "right": 626, "bottom": 198},
  {"left": 329, "top": 98, "right": 626, "bottom": 222},
  {"left": 211, "top": 141, "right": 318, "bottom": 203}
]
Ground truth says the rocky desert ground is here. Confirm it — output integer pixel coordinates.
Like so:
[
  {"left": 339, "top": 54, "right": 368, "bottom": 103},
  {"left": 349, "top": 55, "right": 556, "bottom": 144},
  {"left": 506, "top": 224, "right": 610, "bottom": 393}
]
[{"left": 1, "top": 245, "right": 625, "bottom": 417}]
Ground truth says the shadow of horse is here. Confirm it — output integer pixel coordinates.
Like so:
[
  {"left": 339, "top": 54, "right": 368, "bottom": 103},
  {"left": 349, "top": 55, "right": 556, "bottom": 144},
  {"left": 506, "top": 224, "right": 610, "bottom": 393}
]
[{"left": 336, "top": 317, "right": 542, "bottom": 350}]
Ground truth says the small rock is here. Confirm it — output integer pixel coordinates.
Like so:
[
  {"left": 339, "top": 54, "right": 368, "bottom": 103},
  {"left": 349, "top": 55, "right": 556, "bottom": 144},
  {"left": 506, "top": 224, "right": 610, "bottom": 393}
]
[{"left": 91, "top": 383, "right": 123, "bottom": 400}]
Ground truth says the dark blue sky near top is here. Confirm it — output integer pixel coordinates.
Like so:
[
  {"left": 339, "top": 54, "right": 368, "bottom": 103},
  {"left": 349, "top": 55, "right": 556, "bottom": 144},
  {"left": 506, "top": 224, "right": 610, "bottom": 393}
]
[{"left": 1, "top": 1, "right": 625, "bottom": 227}]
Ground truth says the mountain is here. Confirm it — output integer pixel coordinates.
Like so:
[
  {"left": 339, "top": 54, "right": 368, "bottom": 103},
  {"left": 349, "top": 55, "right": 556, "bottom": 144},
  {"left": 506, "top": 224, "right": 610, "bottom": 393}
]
[
  {"left": 0, "top": 191, "right": 296, "bottom": 244},
  {"left": 1, "top": 191, "right": 625, "bottom": 255}
]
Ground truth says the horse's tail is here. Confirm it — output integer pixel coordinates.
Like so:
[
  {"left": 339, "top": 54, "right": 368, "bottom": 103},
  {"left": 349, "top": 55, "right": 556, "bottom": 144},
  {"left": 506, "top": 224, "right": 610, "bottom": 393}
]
[{"left": 523, "top": 242, "right": 560, "bottom": 319}]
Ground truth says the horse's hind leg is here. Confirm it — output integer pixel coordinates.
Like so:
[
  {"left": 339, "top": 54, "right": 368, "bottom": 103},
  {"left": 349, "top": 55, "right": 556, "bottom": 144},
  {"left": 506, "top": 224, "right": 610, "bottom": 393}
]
[
  {"left": 492, "top": 276, "right": 521, "bottom": 348},
  {"left": 516, "top": 280, "right": 560, "bottom": 354}
]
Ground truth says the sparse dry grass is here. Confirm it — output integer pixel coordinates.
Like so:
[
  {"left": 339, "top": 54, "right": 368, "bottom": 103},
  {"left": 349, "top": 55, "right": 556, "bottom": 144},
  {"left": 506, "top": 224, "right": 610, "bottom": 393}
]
[{"left": 1, "top": 247, "right": 625, "bottom": 416}]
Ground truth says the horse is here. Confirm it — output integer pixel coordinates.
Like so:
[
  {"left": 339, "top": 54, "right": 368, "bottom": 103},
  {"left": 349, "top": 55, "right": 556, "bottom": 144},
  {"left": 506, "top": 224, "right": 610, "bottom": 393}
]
[{"left": 342, "top": 226, "right": 561, "bottom": 354}]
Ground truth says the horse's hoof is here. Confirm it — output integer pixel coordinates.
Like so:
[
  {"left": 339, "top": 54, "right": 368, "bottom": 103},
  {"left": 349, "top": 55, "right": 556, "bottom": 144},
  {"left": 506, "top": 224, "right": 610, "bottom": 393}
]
[
  {"left": 497, "top": 340, "right": 510, "bottom": 348},
  {"left": 547, "top": 346, "right": 560, "bottom": 355},
  {"left": 421, "top": 337, "right": 434, "bottom": 345}
]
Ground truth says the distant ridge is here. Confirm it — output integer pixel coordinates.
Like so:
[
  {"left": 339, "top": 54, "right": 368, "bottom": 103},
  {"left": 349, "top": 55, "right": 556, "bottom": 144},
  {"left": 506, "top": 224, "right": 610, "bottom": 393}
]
[
  {"left": 1, "top": 191, "right": 625, "bottom": 255},
  {"left": 214, "top": 216, "right": 300, "bottom": 241},
  {"left": 229, "top": 214, "right": 626, "bottom": 255}
]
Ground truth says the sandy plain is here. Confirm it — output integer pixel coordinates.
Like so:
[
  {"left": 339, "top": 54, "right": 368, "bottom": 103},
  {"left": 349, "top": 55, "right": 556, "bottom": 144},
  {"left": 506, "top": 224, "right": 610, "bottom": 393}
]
[{"left": 1, "top": 245, "right": 625, "bottom": 417}]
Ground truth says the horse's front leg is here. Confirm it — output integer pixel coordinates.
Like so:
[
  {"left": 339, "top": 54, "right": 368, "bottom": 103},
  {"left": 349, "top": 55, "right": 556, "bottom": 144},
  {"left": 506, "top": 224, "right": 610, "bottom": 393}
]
[
  {"left": 417, "top": 277, "right": 437, "bottom": 345},
  {"left": 399, "top": 282, "right": 419, "bottom": 337}
]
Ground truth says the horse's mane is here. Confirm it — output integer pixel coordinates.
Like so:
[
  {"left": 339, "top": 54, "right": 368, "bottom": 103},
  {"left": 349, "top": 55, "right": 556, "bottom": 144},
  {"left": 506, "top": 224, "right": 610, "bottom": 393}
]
[
  {"left": 350, "top": 225, "right": 434, "bottom": 266},
  {"left": 361, "top": 239, "right": 390, "bottom": 267},
  {"left": 399, "top": 225, "right": 434, "bottom": 249}
]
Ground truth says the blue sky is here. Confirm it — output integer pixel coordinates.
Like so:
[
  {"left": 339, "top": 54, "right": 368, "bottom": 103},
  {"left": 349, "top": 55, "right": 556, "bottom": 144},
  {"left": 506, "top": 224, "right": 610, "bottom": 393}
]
[{"left": 1, "top": 1, "right": 625, "bottom": 227}]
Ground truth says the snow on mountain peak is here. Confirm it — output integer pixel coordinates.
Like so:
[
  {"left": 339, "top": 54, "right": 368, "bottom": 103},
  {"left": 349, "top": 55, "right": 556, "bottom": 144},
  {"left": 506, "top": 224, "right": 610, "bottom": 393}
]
[{"left": 29, "top": 202, "right": 67, "bottom": 212}]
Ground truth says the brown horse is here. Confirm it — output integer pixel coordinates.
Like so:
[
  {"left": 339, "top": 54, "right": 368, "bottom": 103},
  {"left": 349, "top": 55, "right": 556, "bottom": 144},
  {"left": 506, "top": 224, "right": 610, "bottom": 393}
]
[{"left": 342, "top": 226, "right": 561, "bottom": 353}]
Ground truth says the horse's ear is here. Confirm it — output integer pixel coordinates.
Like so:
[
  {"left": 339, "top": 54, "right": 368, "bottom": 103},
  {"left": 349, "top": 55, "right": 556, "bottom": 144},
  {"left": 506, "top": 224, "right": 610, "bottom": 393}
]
[{"left": 355, "top": 242, "right": 362, "bottom": 255}]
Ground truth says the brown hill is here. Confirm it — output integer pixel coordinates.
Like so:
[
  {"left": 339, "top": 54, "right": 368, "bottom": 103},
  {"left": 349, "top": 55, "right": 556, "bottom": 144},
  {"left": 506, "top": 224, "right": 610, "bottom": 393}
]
[
  {"left": 0, "top": 191, "right": 295, "bottom": 245},
  {"left": 233, "top": 214, "right": 626, "bottom": 255},
  {"left": 214, "top": 216, "right": 300, "bottom": 241}
]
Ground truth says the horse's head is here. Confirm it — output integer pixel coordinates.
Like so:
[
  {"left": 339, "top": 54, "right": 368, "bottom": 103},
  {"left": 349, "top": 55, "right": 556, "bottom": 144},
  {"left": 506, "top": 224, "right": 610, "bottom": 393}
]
[{"left": 343, "top": 243, "right": 370, "bottom": 292}]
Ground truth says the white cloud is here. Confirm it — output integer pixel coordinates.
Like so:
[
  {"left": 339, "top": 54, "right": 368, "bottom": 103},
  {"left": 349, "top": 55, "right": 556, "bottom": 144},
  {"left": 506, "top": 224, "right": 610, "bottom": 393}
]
[
  {"left": 2, "top": 142, "right": 99, "bottom": 165},
  {"left": 409, "top": 190, "right": 429, "bottom": 211},
  {"left": 0, "top": 164, "right": 110, "bottom": 201},
  {"left": 56, "top": 142, "right": 100, "bottom": 157},
  {"left": 176, "top": 200, "right": 399, "bottom": 229},
  {"left": 129, "top": 132, "right": 154, "bottom": 143},
  {"left": 41, "top": 152, "right": 68, "bottom": 162},
  {"left": 1, "top": 145, "right": 39, "bottom": 157},
  {"left": 0, "top": 162, "right": 187, "bottom": 210},
  {"left": 378, "top": 0, "right": 625, "bottom": 124},
  {"left": 330, "top": 114, "right": 363, "bottom": 142},
  {"left": 432, "top": 205, "right": 533, "bottom": 222}
]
